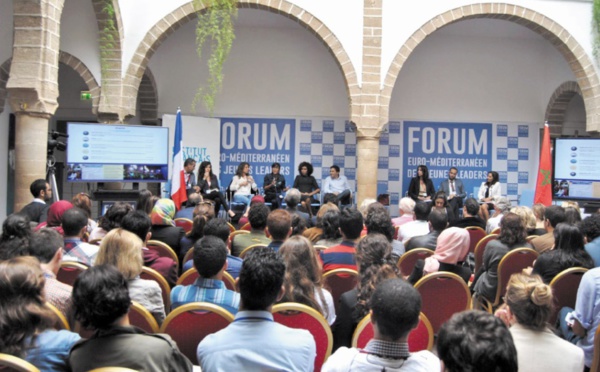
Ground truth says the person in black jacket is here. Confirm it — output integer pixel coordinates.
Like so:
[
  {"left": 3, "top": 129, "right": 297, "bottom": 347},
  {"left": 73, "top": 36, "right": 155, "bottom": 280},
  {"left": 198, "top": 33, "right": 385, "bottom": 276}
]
[
  {"left": 263, "top": 162, "right": 289, "bottom": 210},
  {"left": 407, "top": 165, "right": 435, "bottom": 202},
  {"left": 197, "top": 161, "right": 235, "bottom": 218},
  {"left": 19, "top": 178, "right": 51, "bottom": 224}
]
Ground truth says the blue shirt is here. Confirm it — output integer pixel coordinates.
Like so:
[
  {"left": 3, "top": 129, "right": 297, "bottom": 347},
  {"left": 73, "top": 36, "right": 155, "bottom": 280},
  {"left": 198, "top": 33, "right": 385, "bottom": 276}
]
[
  {"left": 170, "top": 277, "right": 240, "bottom": 314},
  {"left": 572, "top": 267, "right": 600, "bottom": 367},
  {"left": 198, "top": 310, "right": 316, "bottom": 372},
  {"left": 25, "top": 329, "right": 80, "bottom": 372},
  {"left": 268, "top": 240, "right": 284, "bottom": 253},
  {"left": 585, "top": 237, "right": 600, "bottom": 267},
  {"left": 324, "top": 175, "right": 351, "bottom": 194}
]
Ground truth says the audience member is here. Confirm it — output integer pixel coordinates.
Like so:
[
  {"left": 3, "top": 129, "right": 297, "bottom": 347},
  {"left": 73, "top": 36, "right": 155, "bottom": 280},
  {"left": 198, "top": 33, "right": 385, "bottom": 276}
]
[
  {"left": 531, "top": 205, "right": 566, "bottom": 253},
  {"left": 364, "top": 202, "right": 404, "bottom": 260},
  {"left": 291, "top": 214, "right": 308, "bottom": 236},
  {"left": 69, "top": 265, "right": 192, "bottom": 371},
  {"left": 334, "top": 234, "right": 399, "bottom": 350},
  {"left": 19, "top": 178, "right": 51, "bottom": 224},
  {"left": 175, "top": 192, "right": 202, "bottom": 220},
  {"left": 432, "top": 191, "right": 457, "bottom": 224},
  {"left": 438, "top": 310, "right": 517, "bottom": 372},
  {"left": 496, "top": 273, "right": 584, "bottom": 372},
  {"left": 171, "top": 235, "right": 240, "bottom": 313},
  {"left": 320, "top": 207, "right": 363, "bottom": 273},
  {"left": 120, "top": 211, "right": 178, "bottom": 286},
  {"left": 95, "top": 228, "right": 165, "bottom": 325},
  {"left": 564, "top": 206, "right": 582, "bottom": 225},
  {"left": 510, "top": 206, "right": 538, "bottom": 236},
  {"left": 29, "top": 228, "right": 73, "bottom": 316},
  {"left": 532, "top": 223, "right": 594, "bottom": 283},
  {"left": 0, "top": 256, "right": 80, "bottom": 371},
  {"left": 398, "top": 202, "right": 431, "bottom": 243},
  {"left": 303, "top": 202, "right": 340, "bottom": 243},
  {"left": 473, "top": 213, "right": 532, "bottom": 302},
  {"left": 486, "top": 197, "right": 511, "bottom": 233},
  {"left": 236, "top": 195, "right": 265, "bottom": 228},
  {"left": 405, "top": 208, "right": 448, "bottom": 251},
  {"left": 266, "top": 209, "right": 292, "bottom": 253},
  {"left": 197, "top": 247, "right": 316, "bottom": 371},
  {"left": 35, "top": 200, "right": 73, "bottom": 234},
  {"left": 391, "top": 197, "right": 415, "bottom": 227},
  {"left": 203, "top": 218, "right": 243, "bottom": 279},
  {"left": 323, "top": 278, "right": 440, "bottom": 371},
  {"left": 532, "top": 203, "right": 547, "bottom": 235},
  {"left": 451, "top": 197, "right": 485, "bottom": 229},
  {"left": 62, "top": 207, "right": 99, "bottom": 266},
  {"left": 89, "top": 201, "right": 133, "bottom": 240},
  {"left": 135, "top": 189, "right": 155, "bottom": 216},
  {"left": 285, "top": 188, "right": 312, "bottom": 227},
  {"left": 582, "top": 213, "right": 600, "bottom": 267},
  {"left": 315, "top": 209, "right": 343, "bottom": 248},
  {"left": 71, "top": 192, "right": 97, "bottom": 233},
  {"left": 180, "top": 201, "right": 215, "bottom": 257},
  {"left": 0, "top": 213, "right": 32, "bottom": 260},
  {"left": 149, "top": 199, "right": 185, "bottom": 258},
  {"left": 232, "top": 203, "right": 271, "bottom": 257}
]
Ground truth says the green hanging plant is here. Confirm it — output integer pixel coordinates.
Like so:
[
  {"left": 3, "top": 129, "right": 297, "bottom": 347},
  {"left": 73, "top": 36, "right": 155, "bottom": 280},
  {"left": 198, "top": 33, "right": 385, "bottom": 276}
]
[
  {"left": 99, "top": 0, "right": 119, "bottom": 103},
  {"left": 192, "top": 0, "right": 238, "bottom": 114},
  {"left": 593, "top": 0, "right": 600, "bottom": 59}
]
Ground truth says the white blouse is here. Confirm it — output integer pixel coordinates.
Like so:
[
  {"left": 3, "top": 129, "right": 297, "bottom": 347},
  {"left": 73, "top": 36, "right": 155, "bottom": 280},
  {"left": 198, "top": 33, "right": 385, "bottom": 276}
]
[
  {"left": 231, "top": 175, "right": 257, "bottom": 195},
  {"left": 478, "top": 182, "right": 502, "bottom": 202}
]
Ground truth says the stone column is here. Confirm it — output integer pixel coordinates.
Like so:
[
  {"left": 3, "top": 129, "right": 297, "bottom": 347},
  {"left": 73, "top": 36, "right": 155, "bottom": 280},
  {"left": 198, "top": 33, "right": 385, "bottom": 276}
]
[{"left": 356, "top": 135, "right": 379, "bottom": 205}]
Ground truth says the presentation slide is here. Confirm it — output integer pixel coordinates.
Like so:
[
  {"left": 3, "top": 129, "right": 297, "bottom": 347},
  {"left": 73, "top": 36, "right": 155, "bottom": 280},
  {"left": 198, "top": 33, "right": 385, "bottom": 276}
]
[
  {"left": 554, "top": 138, "right": 600, "bottom": 200},
  {"left": 66, "top": 123, "right": 169, "bottom": 182}
]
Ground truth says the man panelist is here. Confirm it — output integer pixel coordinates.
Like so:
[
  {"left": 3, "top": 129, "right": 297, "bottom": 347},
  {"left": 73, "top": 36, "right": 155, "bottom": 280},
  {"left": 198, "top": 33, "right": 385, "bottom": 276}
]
[
  {"left": 438, "top": 167, "right": 465, "bottom": 217},
  {"left": 323, "top": 165, "right": 352, "bottom": 206}
]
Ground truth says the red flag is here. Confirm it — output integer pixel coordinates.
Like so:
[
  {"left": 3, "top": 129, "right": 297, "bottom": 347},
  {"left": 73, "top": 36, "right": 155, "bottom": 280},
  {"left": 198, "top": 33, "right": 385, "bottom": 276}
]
[{"left": 534, "top": 122, "right": 552, "bottom": 206}]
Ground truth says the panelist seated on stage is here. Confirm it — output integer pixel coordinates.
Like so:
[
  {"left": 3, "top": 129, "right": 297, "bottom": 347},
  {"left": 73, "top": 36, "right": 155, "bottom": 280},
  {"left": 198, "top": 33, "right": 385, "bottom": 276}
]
[
  {"left": 263, "top": 162, "right": 289, "bottom": 210},
  {"left": 323, "top": 165, "right": 352, "bottom": 206},
  {"left": 407, "top": 165, "right": 435, "bottom": 202},
  {"left": 438, "top": 167, "right": 466, "bottom": 215}
]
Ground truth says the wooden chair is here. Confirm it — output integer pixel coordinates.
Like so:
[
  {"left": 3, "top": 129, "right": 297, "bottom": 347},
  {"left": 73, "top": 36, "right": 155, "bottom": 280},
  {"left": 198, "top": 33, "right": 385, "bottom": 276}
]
[
  {"left": 272, "top": 302, "right": 333, "bottom": 372},
  {"left": 160, "top": 302, "right": 234, "bottom": 364},
  {"left": 549, "top": 267, "right": 589, "bottom": 324},
  {"left": 174, "top": 218, "right": 193, "bottom": 233},
  {"left": 239, "top": 222, "right": 252, "bottom": 231},
  {"left": 352, "top": 312, "right": 434, "bottom": 352},
  {"left": 182, "top": 247, "right": 194, "bottom": 266},
  {"left": 322, "top": 268, "right": 359, "bottom": 313},
  {"left": 146, "top": 240, "right": 180, "bottom": 270},
  {"left": 590, "top": 323, "right": 600, "bottom": 372},
  {"left": 465, "top": 226, "right": 486, "bottom": 253},
  {"left": 490, "top": 227, "right": 501, "bottom": 235},
  {"left": 239, "top": 243, "right": 269, "bottom": 259},
  {"left": 414, "top": 271, "right": 472, "bottom": 334},
  {"left": 46, "top": 302, "right": 70, "bottom": 331},
  {"left": 396, "top": 248, "right": 434, "bottom": 277},
  {"left": 474, "top": 234, "right": 498, "bottom": 274},
  {"left": 0, "top": 354, "right": 40, "bottom": 372},
  {"left": 176, "top": 267, "right": 237, "bottom": 291},
  {"left": 480, "top": 247, "right": 539, "bottom": 312},
  {"left": 140, "top": 266, "right": 171, "bottom": 313},
  {"left": 227, "top": 222, "right": 236, "bottom": 233},
  {"left": 129, "top": 300, "right": 159, "bottom": 333},
  {"left": 57, "top": 261, "right": 88, "bottom": 286}
]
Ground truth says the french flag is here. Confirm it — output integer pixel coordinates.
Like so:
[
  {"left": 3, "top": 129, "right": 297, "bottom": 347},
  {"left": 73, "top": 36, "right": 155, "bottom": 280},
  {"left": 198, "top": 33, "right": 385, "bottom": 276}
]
[{"left": 170, "top": 109, "right": 187, "bottom": 210}]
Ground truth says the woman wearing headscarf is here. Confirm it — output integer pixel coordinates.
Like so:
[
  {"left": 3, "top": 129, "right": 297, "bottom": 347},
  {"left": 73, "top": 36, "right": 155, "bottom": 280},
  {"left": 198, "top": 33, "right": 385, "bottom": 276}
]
[
  {"left": 149, "top": 199, "right": 185, "bottom": 257},
  {"left": 34, "top": 200, "right": 74, "bottom": 235}
]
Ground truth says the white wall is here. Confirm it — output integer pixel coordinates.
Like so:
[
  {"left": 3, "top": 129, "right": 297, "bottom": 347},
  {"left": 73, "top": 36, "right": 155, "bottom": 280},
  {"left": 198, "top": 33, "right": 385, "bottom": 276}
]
[{"left": 0, "top": 1, "right": 12, "bottom": 65}]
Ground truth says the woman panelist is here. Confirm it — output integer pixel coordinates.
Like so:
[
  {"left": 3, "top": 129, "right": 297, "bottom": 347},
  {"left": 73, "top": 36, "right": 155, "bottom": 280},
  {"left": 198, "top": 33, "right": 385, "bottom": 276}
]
[{"left": 407, "top": 164, "right": 435, "bottom": 202}]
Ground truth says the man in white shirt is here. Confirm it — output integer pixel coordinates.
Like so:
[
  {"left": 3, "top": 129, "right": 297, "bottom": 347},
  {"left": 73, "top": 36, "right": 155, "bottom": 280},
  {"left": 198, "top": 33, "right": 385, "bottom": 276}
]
[
  {"left": 323, "top": 165, "right": 352, "bottom": 206},
  {"left": 322, "top": 278, "right": 440, "bottom": 371},
  {"left": 398, "top": 202, "right": 431, "bottom": 244}
]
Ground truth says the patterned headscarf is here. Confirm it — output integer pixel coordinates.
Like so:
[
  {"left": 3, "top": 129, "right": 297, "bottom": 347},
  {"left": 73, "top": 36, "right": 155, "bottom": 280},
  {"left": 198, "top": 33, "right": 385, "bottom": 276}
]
[
  {"left": 150, "top": 198, "right": 176, "bottom": 226},
  {"left": 424, "top": 227, "right": 470, "bottom": 273}
]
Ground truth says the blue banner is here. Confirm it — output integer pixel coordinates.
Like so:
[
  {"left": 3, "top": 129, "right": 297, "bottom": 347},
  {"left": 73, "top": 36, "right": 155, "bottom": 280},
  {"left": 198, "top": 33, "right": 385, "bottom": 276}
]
[
  {"left": 220, "top": 118, "right": 295, "bottom": 191},
  {"left": 403, "top": 121, "right": 493, "bottom": 199}
]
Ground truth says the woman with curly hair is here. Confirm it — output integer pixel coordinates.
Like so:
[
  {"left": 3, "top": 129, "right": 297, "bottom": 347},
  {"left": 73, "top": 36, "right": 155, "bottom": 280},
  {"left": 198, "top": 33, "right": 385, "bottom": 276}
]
[
  {"left": 473, "top": 213, "right": 532, "bottom": 302},
  {"left": 364, "top": 202, "right": 404, "bottom": 261},
  {"left": 0, "top": 256, "right": 80, "bottom": 371},
  {"left": 0, "top": 213, "right": 33, "bottom": 260},
  {"left": 89, "top": 201, "right": 133, "bottom": 241},
  {"left": 333, "top": 234, "right": 399, "bottom": 350},
  {"left": 279, "top": 235, "right": 336, "bottom": 325},
  {"left": 293, "top": 161, "right": 320, "bottom": 215},
  {"left": 303, "top": 202, "right": 339, "bottom": 243}
]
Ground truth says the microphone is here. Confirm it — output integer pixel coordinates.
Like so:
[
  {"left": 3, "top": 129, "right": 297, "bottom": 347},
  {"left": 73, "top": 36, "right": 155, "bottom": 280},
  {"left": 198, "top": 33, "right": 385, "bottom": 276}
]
[{"left": 49, "top": 130, "right": 69, "bottom": 139}]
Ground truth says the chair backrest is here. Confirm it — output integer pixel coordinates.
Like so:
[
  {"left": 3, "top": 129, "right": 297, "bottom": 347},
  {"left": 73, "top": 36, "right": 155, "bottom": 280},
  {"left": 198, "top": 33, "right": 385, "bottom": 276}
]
[
  {"left": 57, "top": 261, "right": 89, "bottom": 286},
  {"left": 140, "top": 266, "right": 171, "bottom": 313},
  {"left": 272, "top": 302, "right": 333, "bottom": 372},
  {"left": 46, "top": 302, "right": 70, "bottom": 331},
  {"left": 474, "top": 234, "right": 498, "bottom": 273},
  {"left": 352, "top": 312, "right": 433, "bottom": 352},
  {"left": 490, "top": 227, "right": 501, "bottom": 235},
  {"left": 396, "top": 248, "right": 434, "bottom": 277},
  {"left": 182, "top": 247, "right": 194, "bottom": 266},
  {"left": 227, "top": 222, "right": 236, "bottom": 233},
  {"left": 174, "top": 218, "right": 193, "bottom": 233},
  {"left": 159, "top": 302, "right": 234, "bottom": 364},
  {"left": 493, "top": 248, "right": 539, "bottom": 307},
  {"left": 239, "top": 244, "right": 269, "bottom": 259},
  {"left": 322, "top": 268, "right": 359, "bottom": 314},
  {"left": 239, "top": 222, "right": 252, "bottom": 231},
  {"left": 175, "top": 268, "right": 236, "bottom": 291},
  {"left": 591, "top": 323, "right": 600, "bottom": 372},
  {"left": 129, "top": 300, "right": 159, "bottom": 333},
  {"left": 414, "top": 271, "right": 472, "bottom": 334},
  {"left": 549, "top": 267, "right": 589, "bottom": 324},
  {"left": 0, "top": 353, "right": 40, "bottom": 372},
  {"left": 222, "top": 271, "right": 236, "bottom": 291},
  {"left": 147, "top": 240, "right": 180, "bottom": 269},
  {"left": 465, "top": 226, "right": 486, "bottom": 254}
]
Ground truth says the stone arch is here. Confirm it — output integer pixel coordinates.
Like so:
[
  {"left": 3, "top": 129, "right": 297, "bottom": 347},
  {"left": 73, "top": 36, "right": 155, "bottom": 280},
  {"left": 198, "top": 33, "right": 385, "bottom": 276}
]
[
  {"left": 382, "top": 4, "right": 600, "bottom": 133},
  {"left": 137, "top": 67, "right": 159, "bottom": 125},
  {"left": 58, "top": 51, "right": 101, "bottom": 114},
  {"left": 0, "top": 59, "right": 11, "bottom": 114},
  {"left": 545, "top": 81, "right": 582, "bottom": 137},
  {"left": 122, "top": 0, "right": 359, "bottom": 116}
]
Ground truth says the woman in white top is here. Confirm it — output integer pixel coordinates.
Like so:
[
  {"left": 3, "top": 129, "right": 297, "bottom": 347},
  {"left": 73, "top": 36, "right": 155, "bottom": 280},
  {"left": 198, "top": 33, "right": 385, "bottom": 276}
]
[
  {"left": 278, "top": 235, "right": 336, "bottom": 325},
  {"left": 495, "top": 273, "right": 584, "bottom": 372},
  {"left": 478, "top": 171, "right": 502, "bottom": 221},
  {"left": 230, "top": 162, "right": 258, "bottom": 217}
]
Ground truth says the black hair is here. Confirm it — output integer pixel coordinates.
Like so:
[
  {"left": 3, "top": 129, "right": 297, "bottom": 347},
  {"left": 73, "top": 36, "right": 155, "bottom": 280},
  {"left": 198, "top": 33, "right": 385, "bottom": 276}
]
[
  {"left": 433, "top": 191, "right": 448, "bottom": 207},
  {"left": 0, "top": 214, "right": 32, "bottom": 260},
  {"left": 564, "top": 207, "right": 581, "bottom": 225},
  {"left": 203, "top": 218, "right": 231, "bottom": 243},
  {"left": 30, "top": 179, "right": 48, "bottom": 198},
  {"left": 98, "top": 202, "right": 134, "bottom": 231},
  {"left": 365, "top": 203, "right": 394, "bottom": 242},
  {"left": 72, "top": 265, "right": 131, "bottom": 330},
  {"left": 271, "top": 162, "right": 280, "bottom": 169},
  {"left": 438, "top": 310, "right": 518, "bottom": 372},
  {"left": 551, "top": 223, "right": 594, "bottom": 269},
  {"left": 330, "top": 165, "right": 340, "bottom": 173},
  {"left": 581, "top": 214, "right": 600, "bottom": 242},
  {"left": 248, "top": 203, "right": 269, "bottom": 230},
  {"left": 290, "top": 214, "right": 307, "bottom": 237},
  {"left": 464, "top": 198, "right": 480, "bottom": 216},
  {"left": 339, "top": 207, "right": 364, "bottom": 240},
  {"left": 429, "top": 209, "right": 448, "bottom": 232},
  {"left": 193, "top": 236, "right": 228, "bottom": 278},
  {"left": 298, "top": 162, "right": 313, "bottom": 176},
  {"left": 239, "top": 246, "right": 285, "bottom": 310},
  {"left": 235, "top": 162, "right": 250, "bottom": 177},
  {"left": 417, "top": 165, "right": 429, "bottom": 181},
  {"left": 28, "top": 228, "right": 63, "bottom": 263},
  {"left": 370, "top": 278, "right": 421, "bottom": 340},
  {"left": 323, "top": 193, "right": 337, "bottom": 205},
  {"left": 544, "top": 205, "right": 566, "bottom": 229},
  {"left": 120, "top": 211, "right": 152, "bottom": 243},
  {"left": 413, "top": 202, "right": 431, "bottom": 221},
  {"left": 61, "top": 208, "right": 89, "bottom": 236},
  {"left": 135, "top": 189, "right": 154, "bottom": 216},
  {"left": 198, "top": 161, "right": 213, "bottom": 178},
  {"left": 320, "top": 210, "right": 342, "bottom": 240},
  {"left": 486, "top": 171, "right": 499, "bottom": 185},
  {"left": 184, "top": 158, "right": 196, "bottom": 167}
]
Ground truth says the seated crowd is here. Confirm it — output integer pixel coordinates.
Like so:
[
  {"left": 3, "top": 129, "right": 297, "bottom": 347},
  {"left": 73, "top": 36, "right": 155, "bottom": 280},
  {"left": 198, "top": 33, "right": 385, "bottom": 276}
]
[{"left": 1, "top": 179, "right": 599, "bottom": 371}]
